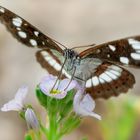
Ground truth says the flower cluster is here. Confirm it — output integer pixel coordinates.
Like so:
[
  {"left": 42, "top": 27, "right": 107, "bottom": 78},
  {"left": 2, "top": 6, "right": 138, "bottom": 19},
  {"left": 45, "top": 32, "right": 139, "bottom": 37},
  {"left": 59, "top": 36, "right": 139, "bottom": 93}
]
[{"left": 1, "top": 74, "right": 101, "bottom": 140}]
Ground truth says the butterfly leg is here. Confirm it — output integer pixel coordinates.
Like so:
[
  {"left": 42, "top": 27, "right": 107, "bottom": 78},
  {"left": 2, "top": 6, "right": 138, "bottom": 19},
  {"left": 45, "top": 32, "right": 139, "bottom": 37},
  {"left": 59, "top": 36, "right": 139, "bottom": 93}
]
[
  {"left": 51, "top": 58, "right": 68, "bottom": 91},
  {"left": 64, "top": 66, "right": 77, "bottom": 91},
  {"left": 63, "top": 68, "right": 87, "bottom": 94}
]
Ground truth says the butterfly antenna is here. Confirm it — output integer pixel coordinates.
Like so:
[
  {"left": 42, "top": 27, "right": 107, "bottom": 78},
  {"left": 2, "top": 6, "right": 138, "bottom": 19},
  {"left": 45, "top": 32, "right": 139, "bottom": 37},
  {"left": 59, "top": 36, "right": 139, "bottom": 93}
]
[
  {"left": 71, "top": 43, "right": 96, "bottom": 50},
  {"left": 52, "top": 39, "right": 67, "bottom": 49}
]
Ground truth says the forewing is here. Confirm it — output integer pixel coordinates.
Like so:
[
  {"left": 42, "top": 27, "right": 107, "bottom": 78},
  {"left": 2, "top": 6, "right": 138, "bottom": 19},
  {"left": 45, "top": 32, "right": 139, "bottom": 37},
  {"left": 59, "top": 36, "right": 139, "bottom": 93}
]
[
  {"left": 80, "top": 36, "right": 140, "bottom": 67},
  {"left": 85, "top": 62, "right": 135, "bottom": 99},
  {"left": 0, "top": 6, "right": 63, "bottom": 53},
  {"left": 36, "top": 49, "right": 71, "bottom": 78}
]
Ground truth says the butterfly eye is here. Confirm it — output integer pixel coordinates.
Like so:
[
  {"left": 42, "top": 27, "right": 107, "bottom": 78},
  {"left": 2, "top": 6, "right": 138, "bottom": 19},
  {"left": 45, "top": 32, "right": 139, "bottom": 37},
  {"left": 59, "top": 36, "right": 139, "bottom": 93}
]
[
  {"left": 69, "top": 51, "right": 76, "bottom": 58},
  {"left": 63, "top": 49, "right": 76, "bottom": 59}
]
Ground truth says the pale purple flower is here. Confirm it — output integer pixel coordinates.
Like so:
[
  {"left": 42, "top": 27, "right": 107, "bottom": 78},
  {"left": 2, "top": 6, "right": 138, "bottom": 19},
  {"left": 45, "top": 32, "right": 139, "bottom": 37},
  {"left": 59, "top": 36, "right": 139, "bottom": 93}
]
[
  {"left": 25, "top": 108, "right": 40, "bottom": 130},
  {"left": 1, "top": 85, "right": 28, "bottom": 111},
  {"left": 39, "top": 74, "right": 78, "bottom": 99},
  {"left": 73, "top": 89, "right": 101, "bottom": 120}
]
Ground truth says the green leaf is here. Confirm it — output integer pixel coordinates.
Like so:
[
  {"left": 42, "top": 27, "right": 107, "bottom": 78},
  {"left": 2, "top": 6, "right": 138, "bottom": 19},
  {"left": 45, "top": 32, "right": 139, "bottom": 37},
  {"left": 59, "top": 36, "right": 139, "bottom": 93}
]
[
  {"left": 58, "top": 90, "right": 75, "bottom": 118},
  {"left": 81, "top": 137, "right": 88, "bottom": 140},
  {"left": 60, "top": 115, "right": 81, "bottom": 135},
  {"left": 24, "top": 134, "right": 32, "bottom": 140},
  {"left": 36, "top": 86, "right": 48, "bottom": 109},
  {"left": 59, "top": 101, "right": 73, "bottom": 119},
  {"left": 19, "top": 111, "right": 25, "bottom": 120}
]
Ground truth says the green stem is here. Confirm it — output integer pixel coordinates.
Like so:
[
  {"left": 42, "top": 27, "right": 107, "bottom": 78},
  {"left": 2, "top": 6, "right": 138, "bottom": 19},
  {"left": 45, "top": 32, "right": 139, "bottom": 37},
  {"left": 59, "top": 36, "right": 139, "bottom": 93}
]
[
  {"left": 40, "top": 124, "right": 49, "bottom": 140},
  {"left": 48, "top": 113, "right": 59, "bottom": 140},
  {"left": 34, "top": 131, "right": 41, "bottom": 140}
]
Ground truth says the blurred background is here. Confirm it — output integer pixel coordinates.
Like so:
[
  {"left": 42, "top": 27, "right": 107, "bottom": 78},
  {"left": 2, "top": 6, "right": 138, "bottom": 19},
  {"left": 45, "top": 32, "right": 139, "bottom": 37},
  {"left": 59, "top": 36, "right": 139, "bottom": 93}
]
[{"left": 0, "top": 0, "right": 140, "bottom": 140}]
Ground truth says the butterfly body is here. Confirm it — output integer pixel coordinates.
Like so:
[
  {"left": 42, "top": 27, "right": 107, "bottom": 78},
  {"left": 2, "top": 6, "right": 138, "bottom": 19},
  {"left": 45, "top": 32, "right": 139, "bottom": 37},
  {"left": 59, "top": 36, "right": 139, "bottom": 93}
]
[
  {"left": 59, "top": 49, "right": 103, "bottom": 83},
  {"left": 64, "top": 56, "right": 102, "bottom": 80},
  {"left": 0, "top": 5, "right": 139, "bottom": 99}
]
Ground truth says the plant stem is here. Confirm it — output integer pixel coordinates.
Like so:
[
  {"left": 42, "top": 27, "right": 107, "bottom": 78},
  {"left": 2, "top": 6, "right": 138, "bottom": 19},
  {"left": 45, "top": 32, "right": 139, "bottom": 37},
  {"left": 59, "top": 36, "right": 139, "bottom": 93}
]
[{"left": 48, "top": 113, "right": 59, "bottom": 140}]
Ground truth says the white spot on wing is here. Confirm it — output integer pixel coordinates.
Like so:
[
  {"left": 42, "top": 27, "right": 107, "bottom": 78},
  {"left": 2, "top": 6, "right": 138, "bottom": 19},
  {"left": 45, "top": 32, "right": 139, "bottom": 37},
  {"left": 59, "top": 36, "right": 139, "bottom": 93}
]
[
  {"left": 0, "top": 7, "right": 5, "bottom": 13},
  {"left": 49, "top": 59, "right": 56, "bottom": 66},
  {"left": 62, "top": 69, "right": 71, "bottom": 79},
  {"left": 99, "top": 73, "right": 112, "bottom": 82},
  {"left": 24, "top": 23, "right": 28, "bottom": 26},
  {"left": 34, "top": 31, "right": 39, "bottom": 37},
  {"left": 42, "top": 42, "right": 45, "bottom": 45},
  {"left": 40, "top": 50, "right": 70, "bottom": 78},
  {"left": 12, "top": 17, "right": 23, "bottom": 27},
  {"left": 131, "top": 53, "right": 140, "bottom": 60},
  {"left": 41, "top": 51, "right": 63, "bottom": 72},
  {"left": 120, "top": 57, "right": 129, "bottom": 64},
  {"left": 92, "top": 76, "right": 99, "bottom": 86},
  {"left": 99, "top": 67, "right": 121, "bottom": 83},
  {"left": 44, "top": 56, "right": 51, "bottom": 61},
  {"left": 54, "top": 63, "right": 61, "bottom": 71},
  {"left": 128, "top": 39, "right": 140, "bottom": 50},
  {"left": 17, "top": 27, "right": 21, "bottom": 31},
  {"left": 109, "top": 65, "right": 122, "bottom": 73},
  {"left": 107, "top": 54, "right": 110, "bottom": 58},
  {"left": 109, "top": 45, "right": 116, "bottom": 51},
  {"left": 86, "top": 79, "right": 92, "bottom": 88},
  {"left": 41, "top": 51, "right": 48, "bottom": 56},
  {"left": 96, "top": 49, "right": 101, "bottom": 53},
  {"left": 18, "top": 31, "right": 27, "bottom": 38},
  {"left": 108, "top": 69, "right": 120, "bottom": 77},
  {"left": 30, "top": 39, "right": 37, "bottom": 46},
  {"left": 105, "top": 71, "right": 118, "bottom": 80},
  {"left": 99, "top": 78, "right": 105, "bottom": 84},
  {"left": 107, "top": 65, "right": 122, "bottom": 78},
  {"left": 86, "top": 65, "right": 122, "bottom": 88},
  {"left": 136, "top": 50, "right": 140, "bottom": 53}
]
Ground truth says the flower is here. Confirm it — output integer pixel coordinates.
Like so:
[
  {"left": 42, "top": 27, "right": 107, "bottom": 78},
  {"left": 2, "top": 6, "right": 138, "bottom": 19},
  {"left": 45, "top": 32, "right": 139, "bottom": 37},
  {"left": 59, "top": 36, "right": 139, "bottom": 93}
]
[
  {"left": 25, "top": 108, "right": 40, "bottom": 131},
  {"left": 1, "top": 85, "right": 28, "bottom": 111},
  {"left": 73, "top": 89, "right": 101, "bottom": 120},
  {"left": 39, "top": 74, "right": 78, "bottom": 99}
]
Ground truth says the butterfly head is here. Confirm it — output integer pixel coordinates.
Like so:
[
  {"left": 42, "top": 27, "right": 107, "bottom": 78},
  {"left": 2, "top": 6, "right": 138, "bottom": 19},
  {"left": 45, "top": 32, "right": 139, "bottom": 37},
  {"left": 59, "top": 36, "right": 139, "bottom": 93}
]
[
  {"left": 63, "top": 49, "right": 81, "bottom": 71},
  {"left": 63, "top": 49, "right": 78, "bottom": 59}
]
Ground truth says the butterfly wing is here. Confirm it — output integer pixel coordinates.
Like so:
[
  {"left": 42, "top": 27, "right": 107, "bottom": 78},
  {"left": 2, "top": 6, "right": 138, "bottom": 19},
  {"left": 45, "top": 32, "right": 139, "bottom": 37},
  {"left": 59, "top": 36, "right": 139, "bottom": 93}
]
[
  {"left": 80, "top": 36, "right": 140, "bottom": 67},
  {"left": 0, "top": 6, "right": 137, "bottom": 99},
  {"left": 36, "top": 49, "right": 71, "bottom": 78},
  {"left": 0, "top": 6, "right": 63, "bottom": 53},
  {"left": 84, "top": 62, "right": 135, "bottom": 99}
]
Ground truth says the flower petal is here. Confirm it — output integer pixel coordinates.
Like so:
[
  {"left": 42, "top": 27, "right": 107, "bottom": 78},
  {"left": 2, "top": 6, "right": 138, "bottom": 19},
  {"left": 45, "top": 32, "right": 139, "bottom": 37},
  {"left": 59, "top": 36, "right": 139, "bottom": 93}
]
[
  {"left": 80, "top": 94, "right": 95, "bottom": 112},
  {"left": 58, "top": 79, "right": 77, "bottom": 91},
  {"left": 15, "top": 85, "right": 28, "bottom": 103},
  {"left": 1, "top": 86, "right": 28, "bottom": 112},
  {"left": 53, "top": 91, "right": 67, "bottom": 99},
  {"left": 39, "top": 75, "right": 59, "bottom": 95},
  {"left": 41, "top": 74, "right": 57, "bottom": 83},
  {"left": 1, "top": 99, "right": 23, "bottom": 111},
  {"left": 73, "top": 90, "right": 101, "bottom": 120},
  {"left": 39, "top": 75, "right": 82, "bottom": 99},
  {"left": 89, "top": 112, "right": 102, "bottom": 120},
  {"left": 25, "top": 108, "right": 40, "bottom": 130}
]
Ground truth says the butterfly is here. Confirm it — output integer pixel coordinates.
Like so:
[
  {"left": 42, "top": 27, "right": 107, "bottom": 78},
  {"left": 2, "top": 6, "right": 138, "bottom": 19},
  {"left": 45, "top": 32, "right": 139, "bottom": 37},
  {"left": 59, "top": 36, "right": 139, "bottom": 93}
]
[{"left": 0, "top": 6, "right": 140, "bottom": 99}]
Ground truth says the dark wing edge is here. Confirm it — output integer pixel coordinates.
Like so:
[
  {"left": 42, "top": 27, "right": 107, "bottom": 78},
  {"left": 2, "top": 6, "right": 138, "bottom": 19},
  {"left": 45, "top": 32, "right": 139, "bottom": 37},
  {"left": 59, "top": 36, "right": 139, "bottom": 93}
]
[
  {"left": 79, "top": 36, "right": 140, "bottom": 68},
  {"left": 0, "top": 6, "right": 63, "bottom": 54}
]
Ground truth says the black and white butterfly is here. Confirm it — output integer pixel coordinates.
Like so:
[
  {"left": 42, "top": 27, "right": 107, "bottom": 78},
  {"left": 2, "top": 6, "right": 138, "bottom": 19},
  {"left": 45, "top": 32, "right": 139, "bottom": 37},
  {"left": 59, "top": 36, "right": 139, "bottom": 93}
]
[{"left": 0, "top": 6, "right": 140, "bottom": 99}]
